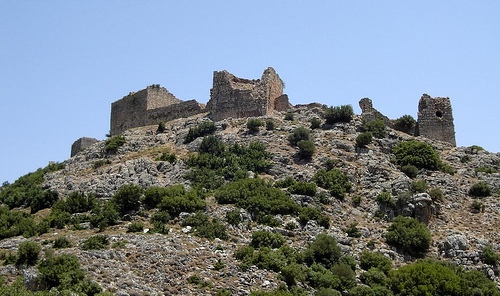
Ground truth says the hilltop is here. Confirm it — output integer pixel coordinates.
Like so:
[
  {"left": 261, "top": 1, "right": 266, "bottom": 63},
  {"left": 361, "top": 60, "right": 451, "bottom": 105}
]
[{"left": 0, "top": 68, "right": 499, "bottom": 295}]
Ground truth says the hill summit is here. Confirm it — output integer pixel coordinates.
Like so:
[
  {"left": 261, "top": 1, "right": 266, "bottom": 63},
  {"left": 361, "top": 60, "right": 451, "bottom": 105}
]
[{"left": 1, "top": 68, "right": 499, "bottom": 295}]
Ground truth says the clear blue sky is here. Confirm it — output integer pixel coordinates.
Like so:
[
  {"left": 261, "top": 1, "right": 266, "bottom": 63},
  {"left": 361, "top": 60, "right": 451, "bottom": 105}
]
[{"left": 1, "top": 1, "right": 499, "bottom": 183}]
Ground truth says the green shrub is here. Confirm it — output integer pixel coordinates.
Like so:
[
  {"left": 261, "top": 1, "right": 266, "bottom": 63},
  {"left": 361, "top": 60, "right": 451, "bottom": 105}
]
[
  {"left": 284, "top": 112, "right": 295, "bottom": 121},
  {"left": 186, "top": 139, "right": 272, "bottom": 189},
  {"left": 281, "top": 262, "right": 307, "bottom": 286},
  {"left": 460, "top": 155, "right": 471, "bottom": 163},
  {"left": 16, "top": 241, "right": 41, "bottom": 266},
  {"left": 156, "top": 151, "right": 177, "bottom": 163},
  {"left": 385, "top": 216, "right": 431, "bottom": 257},
  {"left": 266, "top": 119, "right": 276, "bottom": 130},
  {"left": 401, "top": 165, "right": 418, "bottom": 179},
  {"left": 429, "top": 188, "right": 444, "bottom": 201},
  {"left": 469, "top": 181, "right": 491, "bottom": 197},
  {"left": 159, "top": 185, "right": 206, "bottom": 217},
  {"left": 0, "top": 206, "right": 39, "bottom": 239},
  {"left": 257, "top": 214, "right": 281, "bottom": 227},
  {"left": 105, "top": 135, "right": 126, "bottom": 153},
  {"left": 475, "top": 167, "right": 498, "bottom": 174},
  {"left": 89, "top": 200, "right": 120, "bottom": 230},
  {"left": 303, "top": 233, "right": 341, "bottom": 268},
  {"left": 28, "top": 189, "right": 59, "bottom": 214},
  {"left": 53, "top": 191, "right": 97, "bottom": 214},
  {"left": 247, "top": 118, "right": 265, "bottom": 133},
  {"left": 184, "top": 121, "right": 216, "bottom": 144},
  {"left": 182, "top": 212, "right": 228, "bottom": 240},
  {"left": 393, "top": 115, "right": 416, "bottom": 134},
  {"left": 356, "top": 132, "right": 373, "bottom": 148},
  {"left": 92, "top": 159, "right": 112, "bottom": 169},
  {"left": 143, "top": 186, "right": 169, "bottom": 209},
  {"left": 330, "top": 263, "right": 356, "bottom": 290},
  {"left": 53, "top": 237, "right": 73, "bottom": 249},
  {"left": 157, "top": 122, "right": 166, "bottom": 133},
  {"left": 251, "top": 231, "right": 286, "bottom": 249},
  {"left": 214, "top": 178, "right": 300, "bottom": 219},
  {"left": 0, "top": 162, "right": 64, "bottom": 209},
  {"left": 411, "top": 179, "right": 428, "bottom": 193},
  {"left": 226, "top": 209, "right": 242, "bottom": 226},
  {"left": 297, "top": 140, "right": 316, "bottom": 159},
  {"left": 288, "top": 127, "right": 311, "bottom": 146},
  {"left": 345, "top": 222, "right": 361, "bottom": 238},
  {"left": 111, "top": 184, "right": 143, "bottom": 216},
  {"left": 127, "top": 221, "right": 144, "bottom": 233},
  {"left": 388, "top": 259, "right": 499, "bottom": 296},
  {"left": 471, "top": 200, "right": 485, "bottom": 213},
  {"left": 359, "top": 251, "right": 392, "bottom": 274},
  {"left": 37, "top": 253, "right": 98, "bottom": 292},
  {"left": 299, "top": 206, "right": 330, "bottom": 228},
  {"left": 274, "top": 176, "right": 296, "bottom": 188},
  {"left": 324, "top": 105, "right": 354, "bottom": 124},
  {"left": 310, "top": 117, "right": 322, "bottom": 129},
  {"left": 481, "top": 245, "right": 500, "bottom": 267},
  {"left": 359, "top": 267, "right": 389, "bottom": 288},
  {"left": 351, "top": 195, "right": 362, "bottom": 207},
  {"left": 80, "top": 235, "right": 109, "bottom": 250},
  {"left": 289, "top": 181, "right": 317, "bottom": 196},
  {"left": 199, "top": 135, "right": 225, "bottom": 155},
  {"left": 362, "top": 119, "right": 386, "bottom": 138},
  {"left": 393, "top": 140, "right": 441, "bottom": 170},
  {"left": 313, "top": 169, "right": 352, "bottom": 200}
]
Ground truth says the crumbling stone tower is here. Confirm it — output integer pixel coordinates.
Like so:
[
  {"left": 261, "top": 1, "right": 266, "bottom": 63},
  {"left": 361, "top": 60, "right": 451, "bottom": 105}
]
[
  {"left": 207, "top": 67, "right": 290, "bottom": 121},
  {"left": 110, "top": 84, "right": 204, "bottom": 135},
  {"left": 416, "top": 94, "right": 456, "bottom": 146}
]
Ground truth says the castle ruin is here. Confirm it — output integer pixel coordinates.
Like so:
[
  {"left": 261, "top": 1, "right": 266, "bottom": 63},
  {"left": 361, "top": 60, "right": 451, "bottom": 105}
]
[
  {"left": 109, "top": 67, "right": 290, "bottom": 135},
  {"left": 207, "top": 67, "right": 290, "bottom": 121},
  {"left": 416, "top": 94, "right": 456, "bottom": 146},
  {"left": 359, "top": 94, "right": 456, "bottom": 146}
]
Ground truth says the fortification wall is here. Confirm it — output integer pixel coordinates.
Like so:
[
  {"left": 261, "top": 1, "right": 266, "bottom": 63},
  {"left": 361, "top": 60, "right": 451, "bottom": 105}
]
[
  {"left": 110, "top": 85, "right": 182, "bottom": 135},
  {"left": 207, "top": 67, "right": 288, "bottom": 121},
  {"left": 146, "top": 100, "right": 206, "bottom": 125},
  {"left": 71, "top": 137, "right": 98, "bottom": 157},
  {"left": 416, "top": 94, "right": 456, "bottom": 146}
]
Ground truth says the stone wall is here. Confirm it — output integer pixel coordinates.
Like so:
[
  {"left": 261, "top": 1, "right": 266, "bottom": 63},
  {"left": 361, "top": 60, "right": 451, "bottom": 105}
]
[
  {"left": 71, "top": 137, "right": 99, "bottom": 157},
  {"left": 110, "top": 85, "right": 203, "bottom": 135},
  {"left": 416, "top": 94, "right": 456, "bottom": 146},
  {"left": 207, "top": 67, "right": 289, "bottom": 121}
]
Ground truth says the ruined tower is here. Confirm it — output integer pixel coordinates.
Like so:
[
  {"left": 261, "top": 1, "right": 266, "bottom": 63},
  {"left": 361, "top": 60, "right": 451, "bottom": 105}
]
[
  {"left": 416, "top": 94, "right": 456, "bottom": 146},
  {"left": 207, "top": 67, "right": 290, "bottom": 121}
]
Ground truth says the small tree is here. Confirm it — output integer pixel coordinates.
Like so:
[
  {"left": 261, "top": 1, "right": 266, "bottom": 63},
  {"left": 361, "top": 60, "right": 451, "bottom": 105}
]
[
  {"left": 310, "top": 117, "right": 322, "bottom": 129},
  {"left": 324, "top": 105, "right": 354, "bottom": 124},
  {"left": 356, "top": 132, "right": 372, "bottom": 148},
  {"left": 112, "top": 184, "right": 143, "bottom": 216},
  {"left": 104, "top": 135, "right": 126, "bottom": 153},
  {"left": 247, "top": 118, "right": 264, "bottom": 134},
  {"left": 393, "top": 140, "right": 441, "bottom": 170},
  {"left": 288, "top": 127, "right": 310, "bottom": 146},
  {"left": 17, "top": 241, "right": 41, "bottom": 266},
  {"left": 385, "top": 216, "right": 431, "bottom": 257},
  {"left": 469, "top": 181, "right": 491, "bottom": 197},
  {"left": 362, "top": 119, "right": 386, "bottom": 138},
  {"left": 393, "top": 114, "right": 416, "bottom": 134},
  {"left": 297, "top": 140, "right": 316, "bottom": 159}
]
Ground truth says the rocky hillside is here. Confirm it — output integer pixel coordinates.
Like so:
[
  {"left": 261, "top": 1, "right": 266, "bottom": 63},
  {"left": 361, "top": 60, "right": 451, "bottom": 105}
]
[{"left": 1, "top": 104, "right": 500, "bottom": 295}]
